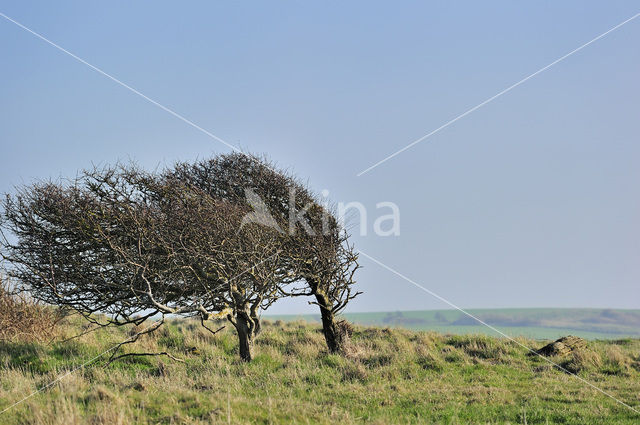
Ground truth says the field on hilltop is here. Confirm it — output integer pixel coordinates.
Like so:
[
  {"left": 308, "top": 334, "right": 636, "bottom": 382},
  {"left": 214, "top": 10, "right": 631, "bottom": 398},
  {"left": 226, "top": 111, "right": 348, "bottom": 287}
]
[
  {"left": 1, "top": 316, "right": 640, "bottom": 424},
  {"left": 267, "top": 308, "right": 640, "bottom": 340}
]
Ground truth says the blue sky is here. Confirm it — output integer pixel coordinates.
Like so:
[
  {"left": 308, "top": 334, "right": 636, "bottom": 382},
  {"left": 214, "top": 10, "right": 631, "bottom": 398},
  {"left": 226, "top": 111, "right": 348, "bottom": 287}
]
[{"left": 1, "top": 1, "right": 639, "bottom": 313}]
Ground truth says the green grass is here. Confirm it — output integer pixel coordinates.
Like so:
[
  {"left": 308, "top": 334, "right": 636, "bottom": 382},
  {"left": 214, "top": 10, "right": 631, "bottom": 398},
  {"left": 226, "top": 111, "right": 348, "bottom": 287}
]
[
  {"left": 267, "top": 308, "right": 640, "bottom": 340},
  {"left": 1, "top": 316, "right": 639, "bottom": 424}
]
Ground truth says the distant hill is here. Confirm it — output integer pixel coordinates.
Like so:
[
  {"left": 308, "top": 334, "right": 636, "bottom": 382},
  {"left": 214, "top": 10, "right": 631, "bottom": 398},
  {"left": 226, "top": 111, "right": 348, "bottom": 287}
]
[{"left": 265, "top": 308, "right": 640, "bottom": 340}]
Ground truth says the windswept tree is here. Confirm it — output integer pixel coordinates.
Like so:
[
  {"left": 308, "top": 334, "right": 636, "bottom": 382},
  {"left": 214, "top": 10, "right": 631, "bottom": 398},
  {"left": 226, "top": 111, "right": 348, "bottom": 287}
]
[
  {"left": 0, "top": 165, "right": 286, "bottom": 361},
  {"left": 170, "top": 153, "right": 361, "bottom": 352},
  {"left": 0, "top": 172, "right": 178, "bottom": 330},
  {"left": 1, "top": 153, "right": 360, "bottom": 359},
  {"left": 154, "top": 173, "right": 290, "bottom": 360},
  {"left": 284, "top": 224, "right": 361, "bottom": 352}
]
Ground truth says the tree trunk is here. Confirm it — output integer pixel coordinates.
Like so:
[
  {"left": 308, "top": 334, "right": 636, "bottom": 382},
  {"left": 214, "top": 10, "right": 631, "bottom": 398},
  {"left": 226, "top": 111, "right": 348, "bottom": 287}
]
[
  {"left": 315, "top": 292, "right": 340, "bottom": 353},
  {"left": 250, "top": 307, "right": 262, "bottom": 337},
  {"left": 234, "top": 314, "right": 253, "bottom": 361}
]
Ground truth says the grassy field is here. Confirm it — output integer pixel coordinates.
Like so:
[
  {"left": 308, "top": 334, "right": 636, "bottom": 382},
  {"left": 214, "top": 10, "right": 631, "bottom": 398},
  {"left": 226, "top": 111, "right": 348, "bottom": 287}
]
[
  {"left": 267, "top": 308, "right": 640, "bottom": 340},
  {"left": 1, "top": 316, "right": 639, "bottom": 424}
]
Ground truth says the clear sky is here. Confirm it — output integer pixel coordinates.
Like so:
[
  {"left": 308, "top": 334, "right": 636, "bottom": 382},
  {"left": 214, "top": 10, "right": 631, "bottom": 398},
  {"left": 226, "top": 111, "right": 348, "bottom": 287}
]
[{"left": 1, "top": 1, "right": 638, "bottom": 314}]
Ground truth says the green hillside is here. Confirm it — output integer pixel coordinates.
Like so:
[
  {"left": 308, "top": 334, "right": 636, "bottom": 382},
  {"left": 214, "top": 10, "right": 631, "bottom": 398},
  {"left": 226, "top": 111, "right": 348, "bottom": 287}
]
[
  {"left": 1, "top": 317, "right": 639, "bottom": 424},
  {"left": 267, "top": 308, "right": 640, "bottom": 340}
]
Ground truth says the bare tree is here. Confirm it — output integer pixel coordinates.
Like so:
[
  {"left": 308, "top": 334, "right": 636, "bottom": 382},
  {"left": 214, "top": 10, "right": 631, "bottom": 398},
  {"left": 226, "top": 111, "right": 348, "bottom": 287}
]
[
  {"left": 1, "top": 153, "right": 360, "bottom": 359},
  {"left": 170, "top": 153, "right": 361, "bottom": 352},
  {"left": 0, "top": 164, "right": 286, "bottom": 361},
  {"left": 284, "top": 228, "right": 361, "bottom": 353},
  {"left": 154, "top": 174, "right": 288, "bottom": 360}
]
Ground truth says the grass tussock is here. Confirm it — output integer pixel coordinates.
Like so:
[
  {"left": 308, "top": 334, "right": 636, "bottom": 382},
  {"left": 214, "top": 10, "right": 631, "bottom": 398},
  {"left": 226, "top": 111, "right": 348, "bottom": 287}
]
[
  {"left": 0, "top": 318, "right": 639, "bottom": 424},
  {"left": 0, "top": 279, "right": 61, "bottom": 343},
  {"left": 559, "top": 349, "right": 603, "bottom": 374}
]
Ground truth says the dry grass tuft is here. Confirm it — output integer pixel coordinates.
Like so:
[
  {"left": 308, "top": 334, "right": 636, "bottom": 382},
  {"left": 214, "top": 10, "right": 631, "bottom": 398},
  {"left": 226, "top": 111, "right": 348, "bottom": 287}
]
[
  {"left": 601, "top": 345, "right": 632, "bottom": 376},
  {"left": 0, "top": 279, "right": 60, "bottom": 342},
  {"left": 560, "top": 349, "right": 602, "bottom": 374}
]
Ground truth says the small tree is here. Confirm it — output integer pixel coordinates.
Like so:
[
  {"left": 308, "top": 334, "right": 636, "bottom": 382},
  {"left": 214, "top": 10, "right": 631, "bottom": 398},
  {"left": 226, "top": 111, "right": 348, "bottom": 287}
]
[
  {"left": 0, "top": 165, "right": 285, "bottom": 361},
  {"left": 1, "top": 154, "right": 361, "bottom": 359},
  {"left": 286, "top": 229, "right": 360, "bottom": 352},
  {"left": 154, "top": 173, "right": 288, "bottom": 360},
  {"left": 171, "top": 153, "right": 361, "bottom": 352}
]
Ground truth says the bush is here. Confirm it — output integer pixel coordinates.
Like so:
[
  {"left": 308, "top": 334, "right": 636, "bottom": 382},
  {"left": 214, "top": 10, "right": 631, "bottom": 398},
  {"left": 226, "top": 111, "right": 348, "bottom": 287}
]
[{"left": 0, "top": 278, "right": 59, "bottom": 342}]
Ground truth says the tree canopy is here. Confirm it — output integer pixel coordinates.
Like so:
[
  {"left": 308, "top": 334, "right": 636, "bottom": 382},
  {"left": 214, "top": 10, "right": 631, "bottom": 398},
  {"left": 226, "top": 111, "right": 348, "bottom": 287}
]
[{"left": 0, "top": 154, "right": 360, "bottom": 361}]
